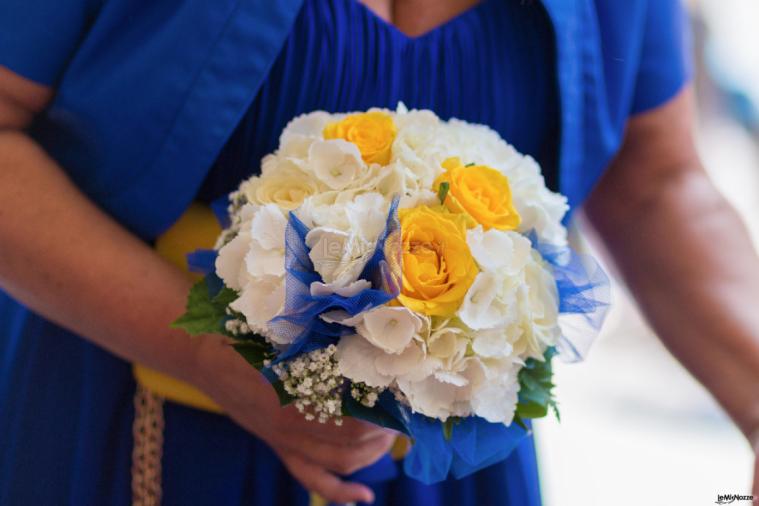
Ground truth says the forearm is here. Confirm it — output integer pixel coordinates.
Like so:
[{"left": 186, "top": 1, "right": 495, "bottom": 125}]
[
  {"left": 0, "top": 130, "right": 206, "bottom": 384},
  {"left": 587, "top": 167, "right": 759, "bottom": 438}
]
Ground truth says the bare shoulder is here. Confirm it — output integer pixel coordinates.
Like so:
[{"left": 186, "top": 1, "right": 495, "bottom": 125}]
[{"left": 0, "top": 66, "right": 54, "bottom": 130}]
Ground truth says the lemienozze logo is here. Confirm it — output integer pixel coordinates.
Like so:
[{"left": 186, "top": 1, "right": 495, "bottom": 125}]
[{"left": 715, "top": 493, "right": 755, "bottom": 504}]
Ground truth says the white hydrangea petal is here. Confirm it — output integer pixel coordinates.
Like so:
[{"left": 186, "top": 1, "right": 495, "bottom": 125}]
[
  {"left": 471, "top": 327, "right": 517, "bottom": 358},
  {"left": 245, "top": 242, "right": 285, "bottom": 278},
  {"left": 250, "top": 204, "right": 287, "bottom": 251},
  {"left": 466, "top": 227, "right": 532, "bottom": 275},
  {"left": 459, "top": 272, "right": 517, "bottom": 330},
  {"left": 471, "top": 365, "right": 520, "bottom": 425},
  {"left": 336, "top": 335, "right": 393, "bottom": 388},
  {"left": 309, "top": 279, "right": 371, "bottom": 297},
  {"left": 396, "top": 376, "right": 458, "bottom": 420},
  {"left": 374, "top": 342, "right": 428, "bottom": 378},
  {"left": 215, "top": 232, "right": 250, "bottom": 291},
  {"left": 309, "top": 139, "right": 364, "bottom": 191},
  {"left": 344, "top": 192, "right": 388, "bottom": 242},
  {"left": 354, "top": 306, "right": 423, "bottom": 354},
  {"left": 230, "top": 276, "right": 285, "bottom": 330}
]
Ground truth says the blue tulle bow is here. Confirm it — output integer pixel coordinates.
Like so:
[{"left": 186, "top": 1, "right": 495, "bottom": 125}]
[
  {"left": 529, "top": 232, "right": 611, "bottom": 362},
  {"left": 268, "top": 197, "right": 402, "bottom": 362},
  {"left": 403, "top": 412, "right": 529, "bottom": 484},
  {"left": 343, "top": 392, "right": 530, "bottom": 485}
]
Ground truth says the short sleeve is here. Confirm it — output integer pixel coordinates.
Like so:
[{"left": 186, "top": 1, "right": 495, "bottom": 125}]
[
  {"left": 0, "top": 0, "right": 102, "bottom": 85},
  {"left": 630, "top": 0, "right": 693, "bottom": 114}
]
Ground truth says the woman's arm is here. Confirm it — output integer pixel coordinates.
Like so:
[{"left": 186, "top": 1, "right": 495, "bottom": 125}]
[
  {"left": 0, "top": 66, "right": 391, "bottom": 504},
  {"left": 584, "top": 87, "right": 759, "bottom": 490}
]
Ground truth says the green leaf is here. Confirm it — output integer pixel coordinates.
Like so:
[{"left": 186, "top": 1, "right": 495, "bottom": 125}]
[
  {"left": 465, "top": 162, "right": 475, "bottom": 167},
  {"left": 232, "top": 340, "right": 272, "bottom": 369},
  {"left": 513, "top": 414, "right": 528, "bottom": 431},
  {"left": 515, "top": 401, "right": 548, "bottom": 419},
  {"left": 515, "top": 347, "right": 559, "bottom": 422},
  {"left": 213, "top": 286, "right": 238, "bottom": 307},
  {"left": 171, "top": 277, "right": 232, "bottom": 336},
  {"left": 437, "top": 181, "right": 450, "bottom": 204},
  {"left": 271, "top": 380, "right": 295, "bottom": 406},
  {"left": 443, "top": 418, "right": 455, "bottom": 441},
  {"left": 341, "top": 394, "right": 408, "bottom": 434}
]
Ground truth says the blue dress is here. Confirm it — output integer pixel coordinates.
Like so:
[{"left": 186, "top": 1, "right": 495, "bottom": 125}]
[{"left": 0, "top": 0, "right": 691, "bottom": 505}]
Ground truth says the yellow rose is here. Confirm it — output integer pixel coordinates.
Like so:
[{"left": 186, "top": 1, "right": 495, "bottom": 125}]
[
  {"left": 397, "top": 205, "right": 478, "bottom": 316},
  {"left": 242, "top": 169, "right": 319, "bottom": 210},
  {"left": 323, "top": 111, "right": 396, "bottom": 165},
  {"left": 434, "top": 157, "right": 521, "bottom": 231}
]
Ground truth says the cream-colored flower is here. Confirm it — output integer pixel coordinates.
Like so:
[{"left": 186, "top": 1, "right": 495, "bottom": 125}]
[{"left": 241, "top": 160, "right": 320, "bottom": 210}]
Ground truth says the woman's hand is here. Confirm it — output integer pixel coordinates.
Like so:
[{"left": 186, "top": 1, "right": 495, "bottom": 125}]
[
  {"left": 194, "top": 335, "right": 395, "bottom": 504},
  {"left": 0, "top": 66, "right": 393, "bottom": 504}
]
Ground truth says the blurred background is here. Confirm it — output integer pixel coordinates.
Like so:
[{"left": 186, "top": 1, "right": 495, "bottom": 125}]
[{"left": 535, "top": 1, "right": 759, "bottom": 504}]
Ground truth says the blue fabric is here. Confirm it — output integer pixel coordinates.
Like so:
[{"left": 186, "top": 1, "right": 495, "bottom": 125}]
[
  {"left": 402, "top": 412, "right": 530, "bottom": 484},
  {"left": 0, "top": 0, "right": 691, "bottom": 504}
]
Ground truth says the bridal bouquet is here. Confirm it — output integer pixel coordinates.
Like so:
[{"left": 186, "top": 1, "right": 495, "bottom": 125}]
[{"left": 174, "top": 106, "right": 609, "bottom": 483}]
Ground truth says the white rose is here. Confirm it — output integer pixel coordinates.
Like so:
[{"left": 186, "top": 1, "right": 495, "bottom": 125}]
[
  {"left": 309, "top": 139, "right": 365, "bottom": 190},
  {"left": 241, "top": 160, "right": 320, "bottom": 210}
]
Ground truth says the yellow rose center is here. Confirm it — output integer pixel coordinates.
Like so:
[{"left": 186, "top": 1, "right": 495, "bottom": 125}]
[
  {"left": 397, "top": 206, "right": 478, "bottom": 316},
  {"left": 323, "top": 111, "right": 397, "bottom": 165},
  {"left": 434, "top": 156, "right": 521, "bottom": 231}
]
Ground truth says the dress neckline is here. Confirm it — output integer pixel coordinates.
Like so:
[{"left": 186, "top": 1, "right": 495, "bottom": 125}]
[{"left": 354, "top": 0, "right": 488, "bottom": 41}]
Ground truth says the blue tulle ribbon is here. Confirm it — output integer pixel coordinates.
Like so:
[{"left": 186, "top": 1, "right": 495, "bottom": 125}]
[
  {"left": 403, "top": 413, "right": 529, "bottom": 484},
  {"left": 342, "top": 392, "right": 530, "bottom": 485},
  {"left": 529, "top": 232, "right": 611, "bottom": 362},
  {"left": 268, "top": 197, "right": 402, "bottom": 362}
]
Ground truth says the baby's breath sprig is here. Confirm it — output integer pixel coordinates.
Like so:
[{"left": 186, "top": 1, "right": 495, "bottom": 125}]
[
  {"left": 271, "top": 345, "right": 345, "bottom": 425},
  {"left": 350, "top": 382, "right": 382, "bottom": 408}
]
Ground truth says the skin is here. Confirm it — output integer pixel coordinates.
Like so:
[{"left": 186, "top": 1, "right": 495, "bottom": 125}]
[
  {"left": 584, "top": 88, "right": 759, "bottom": 493},
  {"left": 1, "top": 0, "right": 758, "bottom": 501}
]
